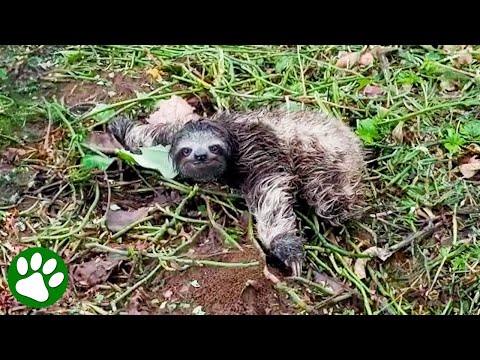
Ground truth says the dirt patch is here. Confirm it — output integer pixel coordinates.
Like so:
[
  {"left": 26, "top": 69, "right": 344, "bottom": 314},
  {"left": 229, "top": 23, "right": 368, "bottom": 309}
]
[
  {"left": 46, "top": 72, "right": 155, "bottom": 107},
  {"left": 157, "top": 234, "right": 297, "bottom": 315}
]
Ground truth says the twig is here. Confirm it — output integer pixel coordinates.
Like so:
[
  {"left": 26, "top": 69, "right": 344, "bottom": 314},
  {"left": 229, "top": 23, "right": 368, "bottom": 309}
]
[
  {"left": 290, "top": 276, "right": 336, "bottom": 296},
  {"left": 111, "top": 215, "right": 155, "bottom": 240},
  {"left": 275, "top": 283, "right": 308, "bottom": 311},
  {"left": 85, "top": 242, "right": 259, "bottom": 268},
  {"left": 111, "top": 262, "right": 163, "bottom": 311},
  {"left": 389, "top": 221, "right": 442, "bottom": 252},
  {"left": 203, "top": 195, "right": 243, "bottom": 251},
  {"left": 22, "top": 182, "right": 101, "bottom": 241}
]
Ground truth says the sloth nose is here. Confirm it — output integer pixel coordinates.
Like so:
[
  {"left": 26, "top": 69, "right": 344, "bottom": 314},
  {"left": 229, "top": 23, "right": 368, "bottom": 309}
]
[{"left": 194, "top": 152, "right": 208, "bottom": 162}]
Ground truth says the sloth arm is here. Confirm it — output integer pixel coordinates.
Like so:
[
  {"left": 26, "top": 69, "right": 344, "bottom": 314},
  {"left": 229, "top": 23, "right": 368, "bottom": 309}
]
[
  {"left": 236, "top": 126, "right": 304, "bottom": 276},
  {"left": 107, "top": 117, "right": 186, "bottom": 149}
]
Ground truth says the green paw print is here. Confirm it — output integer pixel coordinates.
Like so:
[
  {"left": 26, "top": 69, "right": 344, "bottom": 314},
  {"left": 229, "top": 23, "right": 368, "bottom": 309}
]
[{"left": 8, "top": 247, "right": 68, "bottom": 308}]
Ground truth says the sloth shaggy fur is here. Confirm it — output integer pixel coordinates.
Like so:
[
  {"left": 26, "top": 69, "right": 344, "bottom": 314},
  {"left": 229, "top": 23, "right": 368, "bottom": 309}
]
[{"left": 108, "top": 109, "right": 366, "bottom": 276}]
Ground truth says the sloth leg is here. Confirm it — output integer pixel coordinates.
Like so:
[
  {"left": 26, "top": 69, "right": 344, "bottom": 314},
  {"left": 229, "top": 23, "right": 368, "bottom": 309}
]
[
  {"left": 298, "top": 167, "right": 357, "bottom": 227},
  {"left": 243, "top": 173, "right": 304, "bottom": 276}
]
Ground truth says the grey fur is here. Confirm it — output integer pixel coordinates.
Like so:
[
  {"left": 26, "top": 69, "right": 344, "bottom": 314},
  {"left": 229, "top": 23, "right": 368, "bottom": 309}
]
[{"left": 107, "top": 109, "right": 366, "bottom": 276}]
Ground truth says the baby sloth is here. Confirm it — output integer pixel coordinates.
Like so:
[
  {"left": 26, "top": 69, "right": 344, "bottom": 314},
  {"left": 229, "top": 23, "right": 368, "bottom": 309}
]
[{"left": 108, "top": 109, "right": 366, "bottom": 276}]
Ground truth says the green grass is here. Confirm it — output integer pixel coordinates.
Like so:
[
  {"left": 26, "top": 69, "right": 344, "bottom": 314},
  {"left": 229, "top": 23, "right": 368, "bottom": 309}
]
[{"left": 1, "top": 45, "right": 480, "bottom": 315}]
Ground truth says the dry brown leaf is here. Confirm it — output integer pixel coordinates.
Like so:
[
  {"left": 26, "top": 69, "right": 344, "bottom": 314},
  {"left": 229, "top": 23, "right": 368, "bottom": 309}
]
[
  {"left": 443, "top": 45, "right": 466, "bottom": 53},
  {"left": 363, "top": 85, "right": 384, "bottom": 97},
  {"left": 457, "top": 49, "right": 473, "bottom": 66},
  {"left": 336, "top": 52, "right": 361, "bottom": 69},
  {"left": 459, "top": 155, "right": 480, "bottom": 178},
  {"left": 2, "top": 148, "right": 27, "bottom": 163},
  {"left": 440, "top": 79, "right": 457, "bottom": 92},
  {"left": 241, "top": 280, "right": 259, "bottom": 307},
  {"left": 146, "top": 95, "right": 200, "bottom": 125},
  {"left": 313, "top": 271, "right": 349, "bottom": 295},
  {"left": 146, "top": 68, "right": 163, "bottom": 81},
  {"left": 392, "top": 121, "right": 404, "bottom": 144},
  {"left": 71, "top": 256, "right": 122, "bottom": 287},
  {"left": 106, "top": 207, "right": 150, "bottom": 232},
  {"left": 354, "top": 246, "right": 393, "bottom": 280},
  {"left": 127, "top": 288, "right": 150, "bottom": 315},
  {"left": 466, "top": 143, "right": 480, "bottom": 154},
  {"left": 359, "top": 52, "right": 374, "bottom": 66},
  {"left": 85, "top": 131, "right": 124, "bottom": 154}
]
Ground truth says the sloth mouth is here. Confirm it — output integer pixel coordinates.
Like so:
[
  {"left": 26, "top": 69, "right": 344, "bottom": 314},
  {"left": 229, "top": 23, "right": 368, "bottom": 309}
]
[
  {"left": 180, "top": 160, "right": 225, "bottom": 182},
  {"left": 190, "top": 158, "right": 222, "bottom": 166}
]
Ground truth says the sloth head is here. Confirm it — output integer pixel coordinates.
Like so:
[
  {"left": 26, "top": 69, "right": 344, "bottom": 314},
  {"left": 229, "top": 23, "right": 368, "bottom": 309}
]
[{"left": 169, "top": 119, "right": 237, "bottom": 182}]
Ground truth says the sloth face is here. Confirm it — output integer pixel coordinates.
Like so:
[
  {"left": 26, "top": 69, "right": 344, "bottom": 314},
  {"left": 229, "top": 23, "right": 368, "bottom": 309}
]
[{"left": 170, "top": 120, "right": 234, "bottom": 182}]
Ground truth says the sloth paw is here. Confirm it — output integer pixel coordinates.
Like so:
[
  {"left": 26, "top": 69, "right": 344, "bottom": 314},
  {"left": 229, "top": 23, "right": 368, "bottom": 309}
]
[{"left": 269, "top": 234, "right": 305, "bottom": 277}]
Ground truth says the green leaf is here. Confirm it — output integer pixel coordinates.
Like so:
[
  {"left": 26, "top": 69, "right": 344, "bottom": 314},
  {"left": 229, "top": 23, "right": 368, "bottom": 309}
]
[
  {"left": 443, "top": 128, "right": 465, "bottom": 154},
  {"left": 357, "top": 77, "right": 373, "bottom": 88},
  {"left": 275, "top": 56, "right": 294, "bottom": 73},
  {"left": 117, "top": 144, "right": 178, "bottom": 179},
  {"left": 58, "top": 50, "right": 83, "bottom": 64},
  {"left": 116, "top": 150, "right": 137, "bottom": 165},
  {"left": 461, "top": 120, "right": 480, "bottom": 139},
  {"left": 356, "top": 118, "right": 381, "bottom": 144},
  {"left": 91, "top": 103, "right": 116, "bottom": 122},
  {"left": 81, "top": 154, "right": 115, "bottom": 170}
]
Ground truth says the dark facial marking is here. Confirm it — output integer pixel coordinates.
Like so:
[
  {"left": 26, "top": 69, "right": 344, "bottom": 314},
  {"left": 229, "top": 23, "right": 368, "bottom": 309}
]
[{"left": 209, "top": 145, "right": 220, "bottom": 154}]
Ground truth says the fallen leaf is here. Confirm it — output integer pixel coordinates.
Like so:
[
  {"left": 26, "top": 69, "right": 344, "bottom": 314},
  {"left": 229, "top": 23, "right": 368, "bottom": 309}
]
[
  {"left": 466, "top": 143, "right": 480, "bottom": 154},
  {"left": 359, "top": 52, "right": 374, "bottom": 66},
  {"left": 146, "top": 95, "right": 200, "bottom": 125},
  {"left": 363, "top": 85, "right": 384, "bottom": 97},
  {"left": 440, "top": 79, "right": 457, "bottom": 92},
  {"left": 117, "top": 144, "right": 178, "bottom": 179},
  {"left": 458, "top": 155, "right": 480, "bottom": 178},
  {"left": 72, "top": 256, "right": 122, "bottom": 287},
  {"left": 85, "top": 131, "right": 124, "bottom": 154},
  {"left": 146, "top": 68, "right": 163, "bottom": 81},
  {"left": 354, "top": 246, "right": 393, "bottom": 280},
  {"left": 336, "top": 52, "right": 361, "bottom": 69},
  {"left": 127, "top": 288, "right": 150, "bottom": 315},
  {"left": 153, "top": 190, "right": 181, "bottom": 206},
  {"left": 106, "top": 207, "right": 150, "bottom": 232},
  {"left": 313, "top": 272, "right": 349, "bottom": 295},
  {"left": 443, "top": 45, "right": 466, "bottom": 53},
  {"left": 456, "top": 49, "right": 473, "bottom": 66},
  {"left": 80, "top": 154, "right": 115, "bottom": 171},
  {"left": 392, "top": 121, "right": 404, "bottom": 144},
  {"left": 2, "top": 148, "right": 26, "bottom": 163},
  {"left": 241, "top": 280, "right": 259, "bottom": 307}
]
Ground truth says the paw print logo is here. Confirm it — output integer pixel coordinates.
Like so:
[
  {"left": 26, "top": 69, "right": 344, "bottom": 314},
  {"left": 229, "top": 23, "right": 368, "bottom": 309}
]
[{"left": 7, "top": 247, "right": 68, "bottom": 308}]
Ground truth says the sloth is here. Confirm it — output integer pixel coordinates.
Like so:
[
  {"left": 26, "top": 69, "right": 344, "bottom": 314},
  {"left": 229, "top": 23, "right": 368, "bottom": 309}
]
[{"left": 107, "top": 109, "right": 366, "bottom": 276}]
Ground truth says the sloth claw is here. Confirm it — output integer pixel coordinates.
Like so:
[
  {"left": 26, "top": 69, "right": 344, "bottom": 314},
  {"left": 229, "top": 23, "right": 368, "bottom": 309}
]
[
  {"left": 270, "top": 234, "right": 304, "bottom": 277},
  {"left": 287, "top": 260, "right": 303, "bottom": 278}
]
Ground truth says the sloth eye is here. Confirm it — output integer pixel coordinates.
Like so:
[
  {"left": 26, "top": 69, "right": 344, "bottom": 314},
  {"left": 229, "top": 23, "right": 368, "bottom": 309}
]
[
  {"left": 181, "top": 148, "right": 192, "bottom": 156},
  {"left": 209, "top": 145, "right": 220, "bottom": 153}
]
